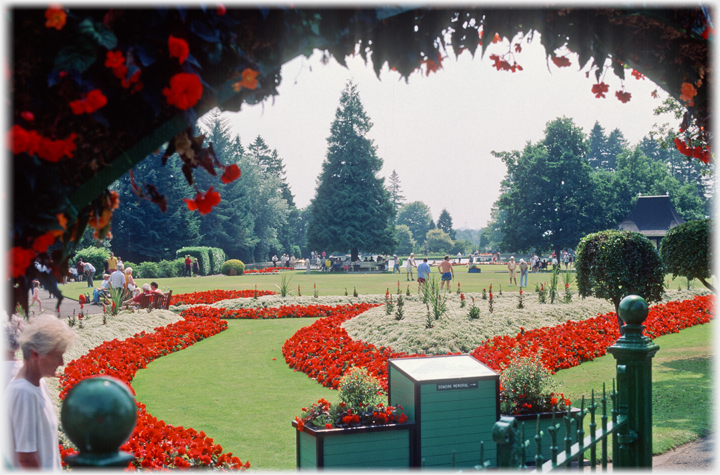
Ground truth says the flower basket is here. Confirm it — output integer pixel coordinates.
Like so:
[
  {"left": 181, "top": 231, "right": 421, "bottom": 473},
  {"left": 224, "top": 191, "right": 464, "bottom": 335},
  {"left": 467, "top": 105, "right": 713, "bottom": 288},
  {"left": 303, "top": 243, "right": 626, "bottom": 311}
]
[
  {"left": 511, "top": 408, "right": 581, "bottom": 463},
  {"left": 292, "top": 420, "right": 416, "bottom": 469},
  {"left": 468, "top": 267, "right": 481, "bottom": 273}
]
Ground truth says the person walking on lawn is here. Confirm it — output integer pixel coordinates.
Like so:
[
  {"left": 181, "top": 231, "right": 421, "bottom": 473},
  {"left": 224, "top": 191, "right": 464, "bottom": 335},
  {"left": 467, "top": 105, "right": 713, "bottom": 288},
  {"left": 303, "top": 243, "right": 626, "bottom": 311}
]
[
  {"left": 184, "top": 255, "right": 192, "bottom": 277},
  {"left": 507, "top": 256, "right": 517, "bottom": 286},
  {"left": 83, "top": 261, "right": 95, "bottom": 287},
  {"left": 406, "top": 253, "right": 416, "bottom": 281},
  {"left": 437, "top": 255, "right": 454, "bottom": 293},
  {"left": 416, "top": 258, "right": 431, "bottom": 293}
]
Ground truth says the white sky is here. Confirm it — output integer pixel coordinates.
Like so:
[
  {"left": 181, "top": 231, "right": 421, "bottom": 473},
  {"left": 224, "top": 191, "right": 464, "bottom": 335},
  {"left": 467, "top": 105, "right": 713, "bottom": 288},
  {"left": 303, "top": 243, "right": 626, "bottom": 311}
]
[{"left": 222, "top": 30, "right": 677, "bottom": 230}]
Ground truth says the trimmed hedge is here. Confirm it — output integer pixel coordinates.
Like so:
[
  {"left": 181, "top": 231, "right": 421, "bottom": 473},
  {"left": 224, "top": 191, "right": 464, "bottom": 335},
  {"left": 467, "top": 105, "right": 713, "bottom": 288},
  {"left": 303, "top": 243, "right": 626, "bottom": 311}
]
[
  {"left": 660, "top": 219, "right": 712, "bottom": 288},
  {"left": 176, "top": 246, "right": 225, "bottom": 276},
  {"left": 70, "top": 247, "right": 111, "bottom": 273},
  {"left": 221, "top": 259, "right": 245, "bottom": 275}
]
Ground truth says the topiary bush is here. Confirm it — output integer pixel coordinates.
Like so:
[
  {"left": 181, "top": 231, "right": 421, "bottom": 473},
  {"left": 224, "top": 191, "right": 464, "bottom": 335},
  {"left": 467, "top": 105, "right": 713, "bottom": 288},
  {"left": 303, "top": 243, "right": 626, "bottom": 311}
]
[
  {"left": 71, "top": 247, "right": 111, "bottom": 274},
  {"left": 575, "top": 230, "right": 664, "bottom": 335},
  {"left": 221, "top": 259, "right": 245, "bottom": 275},
  {"left": 659, "top": 219, "right": 714, "bottom": 292},
  {"left": 135, "top": 261, "right": 159, "bottom": 279},
  {"left": 157, "top": 259, "right": 180, "bottom": 278}
]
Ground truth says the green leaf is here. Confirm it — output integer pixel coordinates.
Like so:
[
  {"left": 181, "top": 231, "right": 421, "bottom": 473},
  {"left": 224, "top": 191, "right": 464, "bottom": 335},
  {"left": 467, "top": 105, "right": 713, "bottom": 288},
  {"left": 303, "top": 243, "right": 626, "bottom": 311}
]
[
  {"left": 77, "top": 18, "right": 118, "bottom": 49},
  {"left": 54, "top": 42, "right": 97, "bottom": 73}
]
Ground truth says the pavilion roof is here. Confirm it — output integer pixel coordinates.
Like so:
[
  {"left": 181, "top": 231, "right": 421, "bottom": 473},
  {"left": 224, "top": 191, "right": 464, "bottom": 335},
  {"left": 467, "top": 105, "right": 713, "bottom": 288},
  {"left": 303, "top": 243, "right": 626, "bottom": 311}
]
[{"left": 617, "top": 195, "right": 686, "bottom": 237}]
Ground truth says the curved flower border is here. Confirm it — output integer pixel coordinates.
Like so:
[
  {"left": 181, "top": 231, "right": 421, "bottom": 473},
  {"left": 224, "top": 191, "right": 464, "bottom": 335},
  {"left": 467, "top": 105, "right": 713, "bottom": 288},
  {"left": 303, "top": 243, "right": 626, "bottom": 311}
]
[{"left": 172, "top": 289, "right": 276, "bottom": 306}]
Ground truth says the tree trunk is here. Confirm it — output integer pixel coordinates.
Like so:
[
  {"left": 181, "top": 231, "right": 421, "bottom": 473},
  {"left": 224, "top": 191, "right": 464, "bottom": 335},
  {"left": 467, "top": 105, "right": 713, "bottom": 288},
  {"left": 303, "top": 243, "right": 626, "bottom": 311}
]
[
  {"left": 351, "top": 248, "right": 359, "bottom": 262},
  {"left": 698, "top": 277, "right": 716, "bottom": 293}
]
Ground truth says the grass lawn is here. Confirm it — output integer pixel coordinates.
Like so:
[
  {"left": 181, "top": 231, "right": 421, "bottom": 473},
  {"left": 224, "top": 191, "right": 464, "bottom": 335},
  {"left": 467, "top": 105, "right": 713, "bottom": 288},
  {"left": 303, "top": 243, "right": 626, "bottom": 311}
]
[
  {"left": 133, "top": 314, "right": 714, "bottom": 469},
  {"left": 58, "top": 269, "right": 708, "bottom": 302},
  {"left": 552, "top": 320, "right": 714, "bottom": 455},
  {"left": 131, "top": 318, "right": 339, "bottom": 471}
]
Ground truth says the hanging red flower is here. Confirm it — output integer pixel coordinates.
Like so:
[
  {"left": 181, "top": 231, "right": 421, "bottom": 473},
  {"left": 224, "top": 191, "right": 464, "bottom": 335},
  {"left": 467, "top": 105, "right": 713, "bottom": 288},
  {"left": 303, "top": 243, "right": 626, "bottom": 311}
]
[
  {"left": 631, "top": 69, "right": 645, "bottom": 80},
  {"left": 69, "top": 89, "right": 108, "bottom": 115},
  {"left": 32, "top": 232, "right": 57, "bottom": 253},
  {"left": 168, "top": 35, "right": 190, "bottom": 64},
  {"left": 105, "top": 50, "right": 125, "bottom": 69},
  {"left": 591, "top": 82, "right": 609, "bottom": 98},
  {"left": 551, "top": 55, "right": 571, "bottom": 67},
  {"left": 163, "top": 73, "right": 203, "bottom": 110},
  {"left": 232, "top": 68, "right": 259, "bottom": 91},
  {"left": 221, "top": 164, "right": 241, "bottom": 184},
  {"left": 679, "top": 82, "right": 697, "bottom": 104},
  {"left": 45, "top": 6, "right": 67, "bottom": 30},
  {"left": 36, "top": 133, "right": 77, "bottom": 163},
  {"left": 10, "top": 246, "right": 37, "bottom": 278},
  {"left": 21, "top": 111, "right": 34, "bottom": 122},
  {"left": 121, "top": 70, "right": 143, "bottom": 92},
  {"left": 8, "top": 125, "right": 40, "bottom": 155},
  {"left": 183, "top": 187, "right": 221, "bottom": 215},
  {"left": 615, "top": 90, "right": 632, "bottom": 103}
]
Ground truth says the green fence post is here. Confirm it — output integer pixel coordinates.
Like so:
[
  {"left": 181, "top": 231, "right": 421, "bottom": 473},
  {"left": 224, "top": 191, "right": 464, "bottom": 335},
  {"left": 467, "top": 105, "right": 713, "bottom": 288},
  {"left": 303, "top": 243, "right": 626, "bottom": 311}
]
[
  {"left": 493, "top": 416, "right": 524, "bottom": 468},
  {"left": 607, "top": 295, "right": 659, "bottom": 468}
]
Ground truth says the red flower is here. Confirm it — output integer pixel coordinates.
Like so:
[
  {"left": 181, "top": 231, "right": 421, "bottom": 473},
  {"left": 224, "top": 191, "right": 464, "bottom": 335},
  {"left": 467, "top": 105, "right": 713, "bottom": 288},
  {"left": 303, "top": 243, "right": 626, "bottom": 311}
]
[
  {"left": 36, "top": 133, "right": 77, "bottom": 163},
  {"left": 121, "top": 70, "right": 143, "bottom": 91},
  {"left": 492, "top": 33, "right": 501, "bottom": 44},
  {"left": 183, "top": 187, "right": 221, "bottom": 215},
  {"left": 79, "top": 295, "right": 86, "bottom": 304},
  {"left": 680, "top": 82, "right": 697, "bottom": 104},
  {"left": 514, "top": 44, "right": 522, "bottom": 53},
  {"left": 232, "top": 68, "right": 259, "bottom": 92},
  {"left": 324, "top": 423, "right": 332, "bottom": 429},
  {"left": 45, "top": 6, "right": 66, "bottom": 30},
  {"left": 70, "top": 89, "right": 108, "bottom": 115},
  {"left": 163, "top": 73, "right": 203, "bottom": 110},
  {"left": 21, "top": 111, "right": 34, "bottom": 122},
  {"left": 702, "top": 26, "right": 714, "bottom": 40},
  {"left": 32, "top": 232, "right": 56, "bottom": 253},
  {"left": 615, "top": 90, "right": 632, "bottom": 103},
  {"left": 8, "top": 126, "right": 39, "bottom": 155},
  {"left": 221, "top": 164, "right": 241, "bottom": 184},
  {"left": 674, "top": 137, "right": 691, "bottom": 156},
  {"left": 112, "top": 64, "right": 128, "bottom": 80},
  {"left": 10, "top": 247, "right": 36, "bottom": 278},
  {"left": 217, "top": 5, "right": 226, "bottom": 15},
  {"left": 551, "top": 55, "right": 571, "bottom": 68},
  {"left": 591, "top": 82, "right": 609, "bottom": 98},
  {"left": 631, "top": 69, "right": 645, "bottom": 80},
  {"left": 168, "top": 35, "right": 190, "bottom": 64},
  {"left": 105, "top": 50, "right": 125, "bottom": 69}
]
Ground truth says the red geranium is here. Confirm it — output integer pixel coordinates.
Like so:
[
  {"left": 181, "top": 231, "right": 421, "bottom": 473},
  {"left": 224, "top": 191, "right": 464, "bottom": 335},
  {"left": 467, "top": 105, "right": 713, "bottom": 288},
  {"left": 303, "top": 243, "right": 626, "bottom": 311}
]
[
  {"left": 105, "top": 50, "right": 125, "bottom": 69},
  {"left": 70, "top": 89, "right": 108, "bottom": 115},
  {"left": 45, "top": 6, "right": 66, "bottom": 30},
  {"left": 163, "top": 73, "right": 203, "bottom": 110},
  {"left": 591, "top": 82, "right": 609, "bottom": 98},
  {"left": 183, "top": 187, "right": 221, "bottom": 215},
  {"left": 32, "top": 232, "right": 57, "bottom": 253},
  {"left": 615, "top": 90, "right": 632, "bottom": 103},
  {"left": 10, "top": 247, "right": 36, "bottom": 278},
  {"left": 551, "top": 55, "right": 571, "bottom": 68},
  {"left": 168, "top": 35, "right": 190, "bottom": 64},
  {"left": 221, "top": 164, "right": 241, "bottom": 184}
]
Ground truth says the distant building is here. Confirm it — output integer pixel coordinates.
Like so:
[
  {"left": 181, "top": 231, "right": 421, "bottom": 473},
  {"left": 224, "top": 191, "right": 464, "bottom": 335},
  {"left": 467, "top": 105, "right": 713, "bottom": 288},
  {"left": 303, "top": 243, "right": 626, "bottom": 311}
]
[{"left": 617, "top": 195, "right": 685, "bottom": 248}]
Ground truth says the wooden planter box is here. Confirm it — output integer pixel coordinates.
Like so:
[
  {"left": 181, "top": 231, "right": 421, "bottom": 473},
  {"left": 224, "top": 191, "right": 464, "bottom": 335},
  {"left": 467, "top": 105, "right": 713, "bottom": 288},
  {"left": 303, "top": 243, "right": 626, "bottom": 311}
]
[
  {"left": 228, "top": 269, "right": 237, "bottom": 276},
  {"left": 292, "top": 420, "right": 416, "bottom": 469},
  {"left": 468, "top": 268, "right": 481, "bottom": 273},
  {"left": 512, "top": 408, "right": 581, "bottom": 464}
]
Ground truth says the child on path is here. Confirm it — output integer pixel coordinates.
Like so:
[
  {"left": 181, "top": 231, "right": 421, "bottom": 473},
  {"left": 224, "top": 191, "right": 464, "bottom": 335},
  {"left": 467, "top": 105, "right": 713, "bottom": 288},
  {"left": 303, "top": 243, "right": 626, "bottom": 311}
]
[{"left": 29, "top": 281, "right": 42, "bottom": 313}]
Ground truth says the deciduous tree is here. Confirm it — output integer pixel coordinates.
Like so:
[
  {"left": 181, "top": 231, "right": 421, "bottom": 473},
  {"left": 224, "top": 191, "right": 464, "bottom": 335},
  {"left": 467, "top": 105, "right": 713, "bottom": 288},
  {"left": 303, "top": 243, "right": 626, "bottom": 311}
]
[
  {"left": 394, "top": 224, "right": 416, "bottom": 255},
  {"left": 396, "top": 201, "right": 435, "bottom": 247}
]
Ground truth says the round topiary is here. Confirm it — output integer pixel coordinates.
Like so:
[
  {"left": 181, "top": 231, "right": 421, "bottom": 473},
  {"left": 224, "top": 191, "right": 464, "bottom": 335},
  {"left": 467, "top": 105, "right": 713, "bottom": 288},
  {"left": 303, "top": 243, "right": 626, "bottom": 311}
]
[
  {"left": 659, "top": 219, "right": 714, "bottom": 292},
  {"left": 221, "top": 259, "right": 245, "bottom": 276}
]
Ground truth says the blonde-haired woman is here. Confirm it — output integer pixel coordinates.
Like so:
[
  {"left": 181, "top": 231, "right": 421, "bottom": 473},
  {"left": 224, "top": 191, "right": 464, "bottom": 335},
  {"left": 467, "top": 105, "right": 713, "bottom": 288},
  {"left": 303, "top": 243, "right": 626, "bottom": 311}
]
[
  {"left": 5, "top": 314, "right": 76, "bottom": 470},
  {"left": 124, "top": 267, "right": 136, "bottom": 293},
  {"left": 3, "top": 314, "right": 25, "bottom": 388}
]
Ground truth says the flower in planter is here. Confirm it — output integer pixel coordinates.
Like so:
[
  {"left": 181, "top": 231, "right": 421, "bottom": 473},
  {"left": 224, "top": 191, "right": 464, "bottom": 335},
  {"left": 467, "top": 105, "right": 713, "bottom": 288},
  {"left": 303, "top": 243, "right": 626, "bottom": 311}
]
[{"left": 499, "top": 353, "right": 570, "bottom": 415}]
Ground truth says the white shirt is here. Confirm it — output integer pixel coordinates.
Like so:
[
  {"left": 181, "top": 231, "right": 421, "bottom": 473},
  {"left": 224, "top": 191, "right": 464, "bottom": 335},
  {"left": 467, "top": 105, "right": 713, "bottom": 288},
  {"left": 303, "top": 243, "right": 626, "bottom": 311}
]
[
  {"left": 407, "top": 256, "right": 416, "bottom": 268},
  {"left": 109, "top": 269, "right": 125, "bottom": 289},
  {"left": 100, "top": 279, "right": 110, "bottom": 289},
  {"left": 2, "top": 360, "right": 23, "bottom": 390},
  {"left": 84, "top": 262, "right": 95, "bottom": 273},
  {"left": 4, "top": 378, "right": 62, "bottom": 470}
]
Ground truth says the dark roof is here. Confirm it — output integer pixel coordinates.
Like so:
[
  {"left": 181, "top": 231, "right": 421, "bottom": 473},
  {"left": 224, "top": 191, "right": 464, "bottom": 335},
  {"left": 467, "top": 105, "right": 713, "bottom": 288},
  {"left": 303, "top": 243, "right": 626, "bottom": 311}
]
[{"left": 617, "top": 195, "right": 685, "bottom": 237}]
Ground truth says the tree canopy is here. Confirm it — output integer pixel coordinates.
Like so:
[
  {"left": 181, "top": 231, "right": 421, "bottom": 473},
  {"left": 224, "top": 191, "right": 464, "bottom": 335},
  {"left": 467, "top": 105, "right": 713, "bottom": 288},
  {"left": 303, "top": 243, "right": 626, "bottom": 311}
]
[
  {"left": 305, "top": 82, "right": 396, "bottom": 260},
  {"left": 396, "top": 202, "right": 435, "bottom": 248},
  {"left": 659, "top": 219, "right": 714, "bottom": 292},
  {"left": 436, "top": 209, "right": 456, "bottom": 240}
]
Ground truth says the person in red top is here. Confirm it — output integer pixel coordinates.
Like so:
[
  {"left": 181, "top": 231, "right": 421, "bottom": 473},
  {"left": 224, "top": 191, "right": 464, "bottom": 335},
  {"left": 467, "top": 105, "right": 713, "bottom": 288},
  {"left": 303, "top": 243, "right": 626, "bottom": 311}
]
[
  {"left": 184, "top": 255, "right": 192, "bottom": 277},
  {"left": 122, "top": 284, "right": 152, "bottom": 307}
]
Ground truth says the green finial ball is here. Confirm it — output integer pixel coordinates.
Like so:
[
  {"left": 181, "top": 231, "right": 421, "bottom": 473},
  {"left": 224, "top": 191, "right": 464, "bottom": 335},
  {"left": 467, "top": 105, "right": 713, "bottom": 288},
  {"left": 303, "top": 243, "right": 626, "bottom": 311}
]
[
  {"left": 618, "top": 295, "right": 649, "bottom": 325},
  {"left": 61, "top": 376, "right": 137, "bottom": 454}
]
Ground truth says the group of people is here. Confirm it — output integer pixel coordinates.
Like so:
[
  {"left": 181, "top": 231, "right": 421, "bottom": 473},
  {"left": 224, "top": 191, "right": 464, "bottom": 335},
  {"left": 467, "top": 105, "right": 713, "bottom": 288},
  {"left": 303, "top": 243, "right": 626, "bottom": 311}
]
[
  {"left": 271, "top": 254, "right": 296, "bottom": 268},
  {"left": 183, "top": 255, "right": 200, "bottom": 277}
]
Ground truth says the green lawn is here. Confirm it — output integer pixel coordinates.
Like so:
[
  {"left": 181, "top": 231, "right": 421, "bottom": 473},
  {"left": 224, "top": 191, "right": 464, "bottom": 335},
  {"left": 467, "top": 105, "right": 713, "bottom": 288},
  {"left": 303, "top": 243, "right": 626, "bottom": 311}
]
[
  {"left": 552, "top": 320, "right": 713, "bottom": 455},
  {"left": 58, "top": 269, "right": 708, "bottom": 302},
  {"left": 132, "top": 315, "right": 713, "bottom": 469},
  {"left": 131, "top": 318, "right": 340, "bottom": 471}
]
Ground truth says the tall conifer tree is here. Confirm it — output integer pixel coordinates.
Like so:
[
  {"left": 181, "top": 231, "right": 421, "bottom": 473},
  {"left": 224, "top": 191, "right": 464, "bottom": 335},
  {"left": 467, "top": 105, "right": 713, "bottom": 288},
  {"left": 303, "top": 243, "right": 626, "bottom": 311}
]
[
  {"left": 306, "top": 81, "right": 396, "bottom": 260},
  {"left": 387, "top": 169, "right": 405, "bottom": 212},
  {"left": 437, "top": 208, "right": 456, "bottom": 240}
]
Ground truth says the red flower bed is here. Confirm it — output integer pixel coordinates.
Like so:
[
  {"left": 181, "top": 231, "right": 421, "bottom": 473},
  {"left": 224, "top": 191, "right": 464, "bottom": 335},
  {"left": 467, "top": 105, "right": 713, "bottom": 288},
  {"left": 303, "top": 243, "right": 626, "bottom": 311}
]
[
  {"left": 181, "top": 304, "right": 357, "bottom": 320},
  {"left": 244, "top": 267, "right": 294, "bottom": 274},
  {"left": 172, "top": 289, "right": 276, "bottom": 305},
  {"left": 282, "top": 303, "right": 433, "bottom": 391},
  {"left": 58, "top": 316, "right": 250, "bottom": 470},
  {"left": 470, "top": 295, "right": 714, "bottom": 373}
]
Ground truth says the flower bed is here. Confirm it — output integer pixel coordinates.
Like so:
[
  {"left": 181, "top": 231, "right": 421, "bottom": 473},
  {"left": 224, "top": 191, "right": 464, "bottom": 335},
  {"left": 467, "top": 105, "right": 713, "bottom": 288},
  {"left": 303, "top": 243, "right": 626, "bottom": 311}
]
[
  {"left": 243, "top": 267, "right": 295, "bottom": 274},
  {"left": 284, "top": 296, "right": 713, "bottom": 390},
  {"left": 58, "top": 315, "right": 250, "bottom": 470},
  {"left": 172, "top": 289, "right": 276, "bottom": 305},
  {"left": 181, "top": 304, "right": 360, "bottom": 320}
]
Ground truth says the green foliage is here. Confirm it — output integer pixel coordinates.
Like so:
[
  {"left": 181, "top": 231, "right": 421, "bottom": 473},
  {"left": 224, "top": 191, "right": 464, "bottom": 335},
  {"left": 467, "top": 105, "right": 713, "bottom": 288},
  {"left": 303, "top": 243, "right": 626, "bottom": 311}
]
[
  {"left": 548, "top": 267, "right": 559, "bottom": 304},
  {"left": 221, "top": 259, "right": 245, "bottom": 276},
  {"left": 395, "top": 294, "right": 404, "bottom": 320},
  {"left": 275, "top": 274, "right": 293, "bottom": 297},
  {"left": 72, "top": 246, "right": 110, "bottom": 274},
  {"left": 425, "top": 228, "right": 454, "bottom": 253},
  {"left": 396, "top": 201, "right": 435, "bottom": 246},
  {"left": 338, "top": 367, "right": 385, "bottom": 409},
  {"left": 562, "top": 270, "right": 574, "bottom": 303},
  {"left": 106, "top": 287, "right": 125, "bottom": 317},
  {"left": 436, "top": 208, "right": 456, "bottom": 240},
  {"left": 468, "top": 297, "right": 480, "bottom": 319},
  {"left": 422, "top": 275, "right": 448, "bottom": 319},
  {"left": 575, "top": 230, "right": 665, "bottom": 314},
  {"left": 394, "top": 224, "right": 416, "bottom": 255},
  {"left": 135, "top": 261, "right": 159, "bottom": 279},
  {"left": 157, "top": 259, "right": 182, "bottom": 278},
  {"left": 660, "top": 219, "right": 713, "bottom": 290},
  {"left": 306, "top": 82, "right": 397, "bottom": 261},
  {"left": 500, "top": 353, "right": 568, "bottom": 415}
]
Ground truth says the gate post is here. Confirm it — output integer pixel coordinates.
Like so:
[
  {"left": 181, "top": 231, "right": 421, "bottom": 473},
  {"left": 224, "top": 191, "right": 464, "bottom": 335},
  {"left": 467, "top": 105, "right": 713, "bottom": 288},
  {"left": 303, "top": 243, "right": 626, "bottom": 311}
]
[
  {"left": 493, "top": 416, "right": 524, "bottom": 468},
  {"left": 607, "top": 295, "right": 659, "bottom": 468}
]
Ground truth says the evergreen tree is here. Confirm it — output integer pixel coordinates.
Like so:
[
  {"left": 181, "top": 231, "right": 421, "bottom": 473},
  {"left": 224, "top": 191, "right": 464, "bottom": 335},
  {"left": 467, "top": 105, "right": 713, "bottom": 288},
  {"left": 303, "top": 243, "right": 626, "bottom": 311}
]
[
  {"left": 387, "top": 169, "right": 405, "bottom": 212},
  {"left": 604, "top": 128, "right": 628, "bottom": 171},
  {"left": 396, "top": 201, "right": 435, "bottom": 247},
  {"left": 306, "top": 81, "right": 397, "bottom": 261},
  {"left": 436, "top": 208, "right": 456, "bottom": 240},
  {"left": 586, "top": 121, "right": 607, "bottom": 170}
]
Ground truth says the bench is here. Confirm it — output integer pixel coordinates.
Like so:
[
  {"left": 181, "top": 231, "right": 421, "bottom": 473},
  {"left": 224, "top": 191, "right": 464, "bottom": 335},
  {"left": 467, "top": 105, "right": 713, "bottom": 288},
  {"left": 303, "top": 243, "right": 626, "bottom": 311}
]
[{"left": 138, "top": 290, "right": 173, "bottom": 310}]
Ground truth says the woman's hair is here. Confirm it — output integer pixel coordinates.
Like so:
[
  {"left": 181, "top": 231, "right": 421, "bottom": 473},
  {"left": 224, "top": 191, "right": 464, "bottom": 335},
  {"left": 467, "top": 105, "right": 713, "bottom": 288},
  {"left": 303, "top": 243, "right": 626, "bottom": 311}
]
[
  {"left": 4, "top": 314, "right": 25, "bottom": 352},
  {"left": 124, "top": 267, "right": 132, "bottom": 274},
  {"left": 18, "top": 314, "right": 76, "bottom": 359},
  {"left": 142, "top": 283, "right": 151, "bottom": 292}
]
